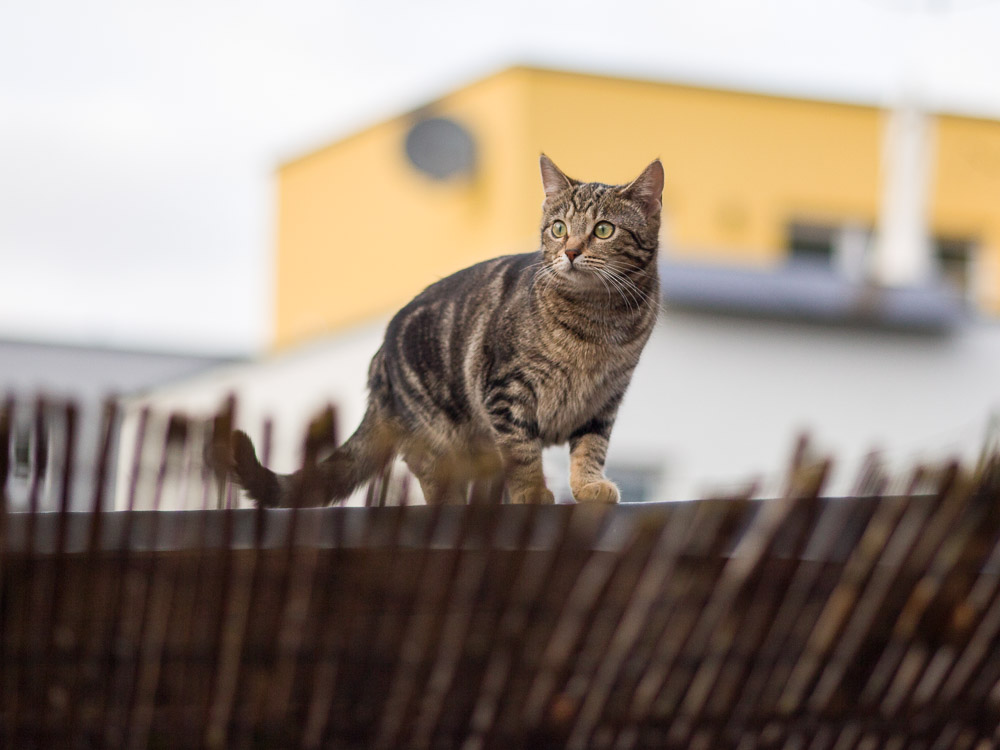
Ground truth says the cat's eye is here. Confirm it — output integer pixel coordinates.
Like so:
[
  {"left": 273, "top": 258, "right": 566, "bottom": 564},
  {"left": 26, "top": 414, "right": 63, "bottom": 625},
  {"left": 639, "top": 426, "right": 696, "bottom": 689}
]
[
  {"left": 551, "top": 220, "right": 567, "bottom": 238},
  {"left": 594, "top": 221, "right": 615, "bottom": 239}
]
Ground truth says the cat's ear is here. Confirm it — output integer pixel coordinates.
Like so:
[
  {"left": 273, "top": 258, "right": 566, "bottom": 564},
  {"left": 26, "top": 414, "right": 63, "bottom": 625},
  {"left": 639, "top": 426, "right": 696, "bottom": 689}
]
[
  {"left": 623, "top": 159, "right": 664, "bottom": 218},
  {"left": 539, "top": 154, "right": 577, "bottom": 199}
]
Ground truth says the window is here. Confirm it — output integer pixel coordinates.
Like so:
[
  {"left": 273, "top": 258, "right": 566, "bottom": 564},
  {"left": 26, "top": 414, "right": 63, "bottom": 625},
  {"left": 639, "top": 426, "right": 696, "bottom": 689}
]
[
  {"left": 12, "top": 425, "right": 30, "bottom": 479},
  {"left": 11, "top": 417, "right": 48, "bottom": 481},
  {"left": 786, "top": 222, "right": 838, "bottom": 268},
  {"left": 606, "top": 463, "right": 664, "bottom": 503},
  {"left": 786, "top": 221, "right": 873, "bottom": 281},
  {"left": 934, "top": 236, "right": 975, "bottom": 299}
]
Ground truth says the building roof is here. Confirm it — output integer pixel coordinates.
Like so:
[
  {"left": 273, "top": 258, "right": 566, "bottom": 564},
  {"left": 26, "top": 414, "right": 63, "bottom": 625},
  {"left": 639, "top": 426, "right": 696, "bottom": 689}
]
[
  {"left": 661, "top": 260, "right": 968, "bottom": 333},
  {"left": 0, "top": 337, "right": 234, "bottom": 403},
  {"left": 278, "top": 65, "right": 1000, "bottom": 171}
]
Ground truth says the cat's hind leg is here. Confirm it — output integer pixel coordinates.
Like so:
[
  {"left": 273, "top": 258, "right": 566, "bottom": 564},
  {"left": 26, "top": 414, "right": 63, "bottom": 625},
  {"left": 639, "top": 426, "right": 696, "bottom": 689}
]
[
  {"left": 402, "top": 444, "right": 470, "bottom": 505},
  {"left": 486, "top": 433, "right": 554, "bottom": 505},
  {"left": 483, "top": 429, "right": 554, "bottom": 505}
]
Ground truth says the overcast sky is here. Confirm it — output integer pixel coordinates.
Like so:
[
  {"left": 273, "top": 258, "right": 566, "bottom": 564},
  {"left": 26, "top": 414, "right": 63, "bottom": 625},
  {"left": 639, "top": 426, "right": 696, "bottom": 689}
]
[{"left": 2, "top": 0, "right": 1000, "bottom": 355}]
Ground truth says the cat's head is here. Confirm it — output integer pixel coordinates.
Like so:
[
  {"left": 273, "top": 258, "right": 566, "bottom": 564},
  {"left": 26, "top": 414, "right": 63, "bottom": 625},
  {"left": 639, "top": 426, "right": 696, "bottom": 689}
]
[{"left": 538, "top": 155, "right": 663, "bottom": 285}]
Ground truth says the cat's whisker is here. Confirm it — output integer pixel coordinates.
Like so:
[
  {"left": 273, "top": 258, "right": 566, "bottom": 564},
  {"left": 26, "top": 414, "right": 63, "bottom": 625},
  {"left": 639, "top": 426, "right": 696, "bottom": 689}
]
[
  {"left": 590, "top": 262, "right": 644, "bottom": 309},
  {"left": 607, "top": 271, "right": 654, "bottom": 313},
  {"left": 613, "top": 274, "right": 656, "bottom": 306},
  {"left": 594, "top": 267, "right": 639, "bottom": 313},
  {"left": 610, "top": 274, "right": 646, "bottom": 313},
  {"left": 597, "top": 268, "right": 635, "bottom": 312},
  {"left": 604, "top": 257, "right": 647, "bottom": 271},
  {"left": 527, "top": 259, "right": 561, "bottom": 286},
  {"left": 531, "top": 261, "right": 551, "bottom": 281},
  {"left": 608, "top": 262, "right": 651, "bottom": 295},
  {"left": 600, "top": 262, "right": 658, "bottom": 306},
  {"left": 536, "top": 266, "right": 559, "bottom": 297},
  {"left": 589, "top": 266, "right": 622, "bottom": 311},
  {"left": 603, "top": 258, "right": 655, "bottom": 282},
  {"left": 585, "top": 263, "right": 624, "bottom": 304}
]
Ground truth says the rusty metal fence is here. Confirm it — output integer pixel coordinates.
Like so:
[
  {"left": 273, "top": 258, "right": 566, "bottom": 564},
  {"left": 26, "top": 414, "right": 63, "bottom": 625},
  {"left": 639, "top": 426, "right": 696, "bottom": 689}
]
[{"left": 2, "top": 396, "right": 1000, "bottom": 748}]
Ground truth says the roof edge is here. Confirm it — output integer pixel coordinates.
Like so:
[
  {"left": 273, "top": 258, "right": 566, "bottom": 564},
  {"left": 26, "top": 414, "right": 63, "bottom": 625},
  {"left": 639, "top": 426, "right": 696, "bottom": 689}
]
[{"left": 275, "top": 63, "right": 1000, "bottom": 173}]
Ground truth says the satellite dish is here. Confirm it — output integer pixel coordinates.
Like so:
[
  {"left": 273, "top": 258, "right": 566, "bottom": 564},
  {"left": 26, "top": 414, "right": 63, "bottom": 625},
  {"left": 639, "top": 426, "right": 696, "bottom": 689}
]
[{"left": 404, "top": 116, "right": 477, "bottom": 180}]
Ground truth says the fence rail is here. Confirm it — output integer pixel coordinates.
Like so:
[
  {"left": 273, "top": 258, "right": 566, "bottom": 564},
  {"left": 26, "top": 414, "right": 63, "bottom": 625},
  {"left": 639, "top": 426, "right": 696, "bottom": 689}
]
[{"left": 2, "top": 396, "right": 1000, "bottom": 748}]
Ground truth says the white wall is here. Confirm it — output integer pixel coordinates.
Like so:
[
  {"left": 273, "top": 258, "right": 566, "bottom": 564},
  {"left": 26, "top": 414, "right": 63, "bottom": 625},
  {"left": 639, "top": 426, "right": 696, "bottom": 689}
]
[
  {"left": 114, "top": 319, "right": 386, "bottom": 509},
  {"left": 612, "top": 310, "right": 1000, "bottom": 499}
]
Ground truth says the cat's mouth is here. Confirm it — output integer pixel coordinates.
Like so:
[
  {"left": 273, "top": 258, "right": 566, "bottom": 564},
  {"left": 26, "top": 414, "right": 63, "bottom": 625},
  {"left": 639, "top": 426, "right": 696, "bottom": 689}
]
[
  {"left": 556, "top": 258, "right": 604, "bottom": 286},
  {"left": 558, "top": 255, "right": 585, "bottom": 274},
  {"left": 557, "top": 261, "right": 584, "bottom": 278}
]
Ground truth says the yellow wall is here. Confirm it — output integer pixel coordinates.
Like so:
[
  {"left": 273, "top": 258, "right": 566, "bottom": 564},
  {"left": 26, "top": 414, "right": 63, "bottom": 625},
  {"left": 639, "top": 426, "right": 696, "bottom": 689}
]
[
  {"left": 274, "top": 67, "right": 1000, "bottom": 348},
  {"left": 931, "top": 115, "right": 1000, "bottom": 310},
  {"left": 275, "top": 70, "right": 535, "bottom": 349},
  {"left": 524, "top": 69, "right": 882, "bottom": 264}
]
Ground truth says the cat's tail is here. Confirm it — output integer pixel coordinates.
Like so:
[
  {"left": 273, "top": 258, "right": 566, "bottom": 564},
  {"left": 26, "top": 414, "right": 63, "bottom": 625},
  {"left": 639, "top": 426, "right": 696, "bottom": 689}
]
[{"left": 231, "top": 405, "right": 397, "bottom": 507}]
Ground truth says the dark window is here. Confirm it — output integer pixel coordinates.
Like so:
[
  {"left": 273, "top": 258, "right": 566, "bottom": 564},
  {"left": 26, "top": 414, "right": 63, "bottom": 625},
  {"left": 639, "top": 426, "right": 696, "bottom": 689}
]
[
  {"left": 787, "top": 222, "right": 837, "bottom": 268},
  {"left": 607, "top": 463, "right": 663, "bottom": 503},
  {"left": 12, "top": 425, "right": 30, "bottom": 479},
  {"left": 934, "top": 236, "right": 974, "bottom": 298},
  {"left": 12, "top": 417, "right": 48, "bottom": 481}
]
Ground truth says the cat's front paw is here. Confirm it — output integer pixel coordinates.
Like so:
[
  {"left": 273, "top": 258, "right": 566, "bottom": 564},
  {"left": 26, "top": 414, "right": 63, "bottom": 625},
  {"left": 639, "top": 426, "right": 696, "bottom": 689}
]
[
  {"left": 510, "top": 486, "right": 556, "bottom": 505},
  {"left": 573, "top": 480, "right": 621, "bottom": 504}
]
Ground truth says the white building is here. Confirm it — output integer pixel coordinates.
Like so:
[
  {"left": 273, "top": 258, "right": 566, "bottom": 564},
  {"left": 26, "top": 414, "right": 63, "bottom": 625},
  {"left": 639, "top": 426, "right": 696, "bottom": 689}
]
[{"left": 114, "top": 264, "right": 1000, "bottom": 509}]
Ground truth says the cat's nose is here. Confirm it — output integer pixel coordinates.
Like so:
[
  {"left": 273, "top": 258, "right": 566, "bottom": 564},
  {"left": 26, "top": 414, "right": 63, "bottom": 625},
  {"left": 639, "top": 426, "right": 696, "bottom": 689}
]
[{"left": 565, "top": 247, "right": 583, "bottom": 263}]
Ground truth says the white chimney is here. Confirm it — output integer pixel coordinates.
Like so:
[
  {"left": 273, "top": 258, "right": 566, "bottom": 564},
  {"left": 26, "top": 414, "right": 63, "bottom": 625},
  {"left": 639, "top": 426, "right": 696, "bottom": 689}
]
[
  {"left": 872, "top": 0, "right": 941, "bottom": 289},
  {"left": 872, "top": 104, "right": 936, "bottom": 288}
]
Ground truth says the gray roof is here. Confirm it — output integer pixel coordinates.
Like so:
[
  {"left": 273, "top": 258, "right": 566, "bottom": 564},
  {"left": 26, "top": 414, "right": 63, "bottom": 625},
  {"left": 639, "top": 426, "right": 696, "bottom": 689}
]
[
  {"left": 0, "top": 338, "right": 235, "bottom": 403},
  {"left": 1, "top": 338, "right": 235, "bottom": 512},
  {"left": 660, "top": 260, "right": 968, "bottom": 333}
]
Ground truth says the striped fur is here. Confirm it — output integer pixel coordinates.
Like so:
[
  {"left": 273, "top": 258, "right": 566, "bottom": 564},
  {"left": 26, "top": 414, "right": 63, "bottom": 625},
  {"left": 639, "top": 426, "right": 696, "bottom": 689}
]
[{"left": 233, "top": 156, "right": 663, "bottom": 506}]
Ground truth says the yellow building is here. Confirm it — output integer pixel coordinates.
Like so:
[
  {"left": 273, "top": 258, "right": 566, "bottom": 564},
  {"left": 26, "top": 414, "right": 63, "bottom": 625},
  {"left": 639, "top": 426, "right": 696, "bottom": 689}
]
[{"left": 274, "top": 66, "right": 1000, "bottom": 349}]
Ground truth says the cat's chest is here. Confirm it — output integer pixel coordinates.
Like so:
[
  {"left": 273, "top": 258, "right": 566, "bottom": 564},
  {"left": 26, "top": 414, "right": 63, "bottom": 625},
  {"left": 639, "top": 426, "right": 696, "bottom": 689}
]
[{"left": 532, "top": 349, "right": 623, "bottom": 443}]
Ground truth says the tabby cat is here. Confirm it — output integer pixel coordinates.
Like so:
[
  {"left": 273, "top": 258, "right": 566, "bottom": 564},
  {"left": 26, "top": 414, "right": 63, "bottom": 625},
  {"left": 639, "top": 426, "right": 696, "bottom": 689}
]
[{"left": 232, "top": 155, "right": 664, "bottom": 506}]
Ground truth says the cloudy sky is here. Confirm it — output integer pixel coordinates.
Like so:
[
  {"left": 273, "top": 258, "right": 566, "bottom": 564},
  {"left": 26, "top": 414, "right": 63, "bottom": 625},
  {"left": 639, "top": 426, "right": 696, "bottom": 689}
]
[{"left": 3, "top": 0, "right": 1000, "bottom": 355}]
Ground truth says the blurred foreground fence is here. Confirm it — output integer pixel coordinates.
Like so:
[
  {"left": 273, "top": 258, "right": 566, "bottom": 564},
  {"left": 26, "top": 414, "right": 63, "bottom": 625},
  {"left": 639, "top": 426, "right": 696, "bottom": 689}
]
[{"left": 2, "top": 396, "right": 1000, "bottom": 748}]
